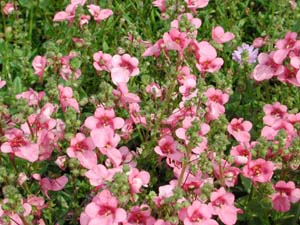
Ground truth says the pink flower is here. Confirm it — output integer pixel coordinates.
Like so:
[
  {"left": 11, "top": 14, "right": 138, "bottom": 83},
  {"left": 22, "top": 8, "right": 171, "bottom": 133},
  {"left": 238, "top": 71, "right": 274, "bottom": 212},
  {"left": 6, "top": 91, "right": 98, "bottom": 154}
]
[
  {"left": 212, "top": 26, "right": 235, "bottom": 44},
  {"left": 58, "top": 85, "right": 80, "bottom": 113},
  {"left": 87, "top": 4, "right": 113, "bottom": 23},
  {"left": 80, "top": 190, "right": 127, "bottom": 225},
  {"left": 142, "top": 39, "right": 164, "bottom": 58},
  {"left": 84, "top": 105, "right": 124, "bottom": 130},
  {"left": 16, "top": 88, "right": 45, "bottom": 106},
  {"left": 251, "top": 52, "right": 285, "bottom": 81},
  {"left": 0, "top": 77, "right": 6, "bottom": 89},
  {"left": 179, "top": 201, "right": 218, "bottom": 225},
  {"left": 227, "top": 118, "right": 252, "bottom": 143},
  {"left": 125, "top": 204, "right": 155, "bottom": 225},
  {"left": 153, "top": 0, "right": 166, "bottom": 12},
  {"left": 3, "top": 3, "right": 15, "bottom": 15},
  {"left": 272, "top": 180, "right": 300, "bottom": 212},
  {"left": 252, "top": 36, "right": 268, "bottom": 48},
  {"left": 163, "top": 29, "right": 190, "bottom": 56},
  {"left": 128, "top": 168, "right": 150, "bottom": 194},
  {"left": 67, "top": 133, "right": 97, "bottom": 169},
  {"left": 32, "top": 56, "right": 47, "bottom": 81},
  {"left": 91, "top": 127, "right": 122, "bottom": 167},
  {"left": 53, "top": 3, "right": 77, "bottom": 25},
  {"left": 210, "top": 187, "right": 241, "bottom": 225},
  {"left": 185, "top": 0, "right": 209, "bottom": 13},
  {"left": 59, "top": 53, "right": 81, "bottom": 80},
  {"left": 196, "top": 41, "right": 224, "bottom": 74},
  {"left": 113, "top": 83, "right": 141, "bottom": 107},
  {"left": 93, "top": 51, "right": 112, "bottom": 72},
  {"left": 263, "top": 102, "right": 288, "bottom": 126},
  {"left": 79, "top": 15, "right": 91, "bottom": 28},
  {"left": 154, "top": 135, "right": 181, "bottom": 159},
  {"left": 40, "top": 175, "right": 68, "bottom": 198},
  {"left": 146, "top": 82, "right": 162, "bottom": 98},
  {"left": 242, "top": 158, "right": 274, "bottom": 183},
  {"left": 1, "top": 128, "right": 39, "bottom": 162},
  {"left": 85, "top": 164, "right": 110, "bottom": 186},
  {"left": 171, "top": 13, "right": 202, "bottom": 35},
  {"left": 111, "top": 54, "right": 140, "bottom": 85},
  {"left": 230, "top": 143, "right": 253, "bottom": 165}
]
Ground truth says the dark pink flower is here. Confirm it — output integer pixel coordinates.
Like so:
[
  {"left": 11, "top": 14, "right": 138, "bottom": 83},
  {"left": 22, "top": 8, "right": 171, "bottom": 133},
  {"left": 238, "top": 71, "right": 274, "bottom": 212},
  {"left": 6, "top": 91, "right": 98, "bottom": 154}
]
[
  {"left": 125, "top": 204, "right": 155, "bottom": 225},
  {"left": 242, "top": 158, "right": 274, "bottom": 183}
]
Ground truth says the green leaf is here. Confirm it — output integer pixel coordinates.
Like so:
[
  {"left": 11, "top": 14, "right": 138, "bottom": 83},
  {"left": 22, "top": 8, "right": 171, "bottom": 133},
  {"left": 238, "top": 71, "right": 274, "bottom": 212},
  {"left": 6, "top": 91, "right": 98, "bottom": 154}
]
[{"left": 12, "top": 77, "right": 22, "bottom": 94}]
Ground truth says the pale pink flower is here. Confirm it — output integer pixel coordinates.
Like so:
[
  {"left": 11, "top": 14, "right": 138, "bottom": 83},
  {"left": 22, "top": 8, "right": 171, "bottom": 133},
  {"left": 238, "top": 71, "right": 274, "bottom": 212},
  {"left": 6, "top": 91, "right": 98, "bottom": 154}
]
[
  {"left": 179, "top": 201, "right": 218, "bottom": 225},
  {"left": 128, "top": 168, "right": 150, "bottom": 194},
  {"left": 113, "top": 83, "right": 141, "bottom": 107},
  {"left": 58, "top": 85, "right": 80, "bottom": 113},
  {"left": 146, "top": 82, "right": 162, "bottom": 98},
  {"left": 227, "top": 118, "right": 252, "bottom": 143},
  {"left": 171, "top": 13, "right": 201, "bottom": 36},
  {"left": 129, "top": 103, "right": 147, "bottom": 126},
  {"left": 252, "top": 36, "right": 268, "bottom": 48},
  {"left": 111, "top": 54, "right": 139, "bottom": 85},
  {"left": 210, "top": 187, "right": 241, "bottom": 225},
  {"left": 53, "top": 3, "right": 77, "bottom": 25},
  {"left": 87, "top": 4, "right": 113, "bottom": 23},
  {"left": 16, "top": 88, "right": 45, "bottom": 106},
  {"left": 153, "top": 0, "right": 166, "bottom": 12},
  {"left": 0, "top": 77, "right": 6, "bottom": 89},
  {"left": 55, "top": 155, "right": 67, "bottom": 170},
  {"left": 59, "top": 54, "right": 81, "bottom": 80},
  {"left": 251, "top": 52, "right": 285, "bottom": 81},
  {"left": 40, "top": 175, "right": 68, "bottom": 198},
  {"left": 32, "top": 56, "right": 47, "bottom": 81},
  {"left": 142, "top": 39, "right": 164, "bottom": 58},
  {"left": 163, "top": 28, "right": 190, "bottom": 57},
  {"left": 91, "top": 127, "right": 122, "bottom": 167},
  {"left": 212, "top": 26, "right": 235, "bottom": 44},
  {"left": 79, "top": 14, "right": 91, "bottom": 28},
  {"left": 3, "top": 3, "right": 15, "bottom": 15},
  {"left": 93, "top": 51, "right": 112, "bottom": 72},
  {"left": 272, "top": 180, "right": 300, "bottom": 212},
  {"left": 84, "top": 105, "right": 124, "bottom": 130},
  {"left": 185, "top": 0, "right": 209, "bottom": 13},
  {"left": 80, "top": 190, "right": 127, "bottom": 225},
  {"left": 263, "top": 102, "right": 288, "bottom": 126},
  {"left": 85, "top": 164, "right": 110, "bottom": 186},
  {"left": 242, "top": 158, "right": 274, "bottom": 183},
  {"left": 196, "top": 41, "right": 224, "bottom": 74}
]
